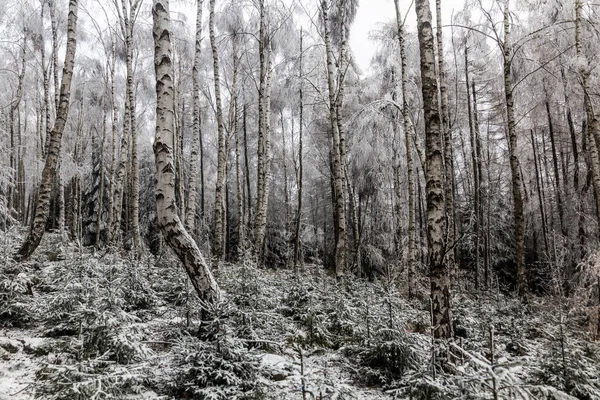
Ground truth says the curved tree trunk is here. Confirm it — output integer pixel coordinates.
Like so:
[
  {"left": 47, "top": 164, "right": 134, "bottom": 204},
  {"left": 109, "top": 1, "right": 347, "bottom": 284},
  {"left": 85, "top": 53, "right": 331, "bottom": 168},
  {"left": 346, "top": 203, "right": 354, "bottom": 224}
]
[
  {"left": 415, "top": 0, "right": 453, "bottom": 339},
  {"left": 16, "top": 0, "right": 79, "bottom": 261},
  {"left": 152, "top": 0, "right": 220, "bottom": 302}
]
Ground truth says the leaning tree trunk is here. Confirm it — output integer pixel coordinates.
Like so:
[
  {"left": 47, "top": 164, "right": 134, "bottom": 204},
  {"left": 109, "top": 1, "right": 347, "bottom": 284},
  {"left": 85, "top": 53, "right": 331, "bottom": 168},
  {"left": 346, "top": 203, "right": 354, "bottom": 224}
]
[
  {"left": 185, "top": 0, "right": 204, "bottom": 232},
  {"left": 152, "top": 0, "right": 220, "bottom": 302},
  {"left": 15, "top": 0, "right": 79, "bottom": 261},
  {"left": 503, "top": 2, "right": 527, "bottom": 296},
  {"left": 415, "top": 0, "right": 453, "bottom": 339}
]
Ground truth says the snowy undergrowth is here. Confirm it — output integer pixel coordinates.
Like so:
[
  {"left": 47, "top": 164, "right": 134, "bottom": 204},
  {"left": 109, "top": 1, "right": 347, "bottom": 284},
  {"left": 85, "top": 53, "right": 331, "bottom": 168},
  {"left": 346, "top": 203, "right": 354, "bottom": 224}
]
[{"left": 1, "top": 231, "right": 600, "bottom": 399}]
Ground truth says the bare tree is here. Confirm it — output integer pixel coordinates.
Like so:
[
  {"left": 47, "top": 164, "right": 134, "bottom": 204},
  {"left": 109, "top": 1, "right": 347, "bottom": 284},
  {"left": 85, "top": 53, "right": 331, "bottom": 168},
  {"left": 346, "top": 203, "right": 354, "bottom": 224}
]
[
  {"left": 152, "top": 0, "right": 221, "bottom": 302},
  {"left": 393, "top": 0, "right": 416, "bottom": 298},
  {"left": 210, "top": 0, "right": 227, "bottom": 265},
  {"left": 415, "top": 0, "right": 453, "bottom": 339},
  {"left": 502, "top": 1, "right": 527, "bottom": 296},
  {"left": 185, "top": 0, "right": 204, "bottom": 232},
  {"left": 16, "top": 0, "right": 79, "bottom": 260},
  {"left": 321, "top": 0, "right": 347, "bottom": 278}
]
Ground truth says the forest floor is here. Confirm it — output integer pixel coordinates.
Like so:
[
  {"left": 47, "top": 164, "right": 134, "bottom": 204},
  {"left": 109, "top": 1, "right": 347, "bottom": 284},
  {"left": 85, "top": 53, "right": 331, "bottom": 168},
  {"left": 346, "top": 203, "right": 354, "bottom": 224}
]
[{"left": 1, "top": 229, "right": 600, "bottom": 399}]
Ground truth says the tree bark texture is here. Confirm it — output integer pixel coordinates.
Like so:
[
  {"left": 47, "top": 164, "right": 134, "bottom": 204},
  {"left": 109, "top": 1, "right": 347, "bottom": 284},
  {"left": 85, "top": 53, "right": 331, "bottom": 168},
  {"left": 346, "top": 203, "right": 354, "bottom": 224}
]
[
  {"left": 16, "top": 0, "right": 79, "bottom": 261},
  {"left": 503, "top": 2, "right": 527, "bottom": 296},
  {"left": 186, "top": 0, "right": 204, "bottom": 232},
  {"left": 415, "top": 0, "right": 453, "bottom": 339},
  {"left": 210, "top": 0, "right": 227, "bottom": 265},
  {"left": 152, "top": 0, "right": 220, "bottom": 302},
  {"left": 322, "top": 0, "right": 347, "bottom": 278}
]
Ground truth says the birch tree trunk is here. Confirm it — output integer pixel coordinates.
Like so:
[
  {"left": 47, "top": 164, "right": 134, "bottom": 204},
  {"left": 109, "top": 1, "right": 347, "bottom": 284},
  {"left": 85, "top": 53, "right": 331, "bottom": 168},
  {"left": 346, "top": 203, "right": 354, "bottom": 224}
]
[
  {"left": 112, "top": 94, "right": 130, "bottom": 244},
  {"left": 50, "top": 0, "right": 59, "bottom": 111},
  {"left": 39, "top": 0, "right": 49, "bottom": 157},
  {"left": 254, "top": 45, "right": 274, "bottom": 263},
  {"left": 106, "top": 35, "right": 118, "bottom": 244},
  {"left": 119, "top": 0, "right": 141, "bottom": 252},
  {"left": 16, "top": 0, "right": 79, "bottom": 261},
  {"left": 185, "top": 0, "right": 204, "bottom": 232},
  {"left": 9, "top": 34, "right": 26, "bottom": 219},
  {"left": 394, "top": 0, "right": 415, "bottom": 298},
  {"left": 235, "top": 93, "right": 244, "bottom": 255},
  {"left": 253, "top": 0, "right": 268, "bottom": 262},
  {"left": 435, "top": 0, "right": 455, "bottom": 280},
  {"left": 321, "top": 0, "right": 347, "bottom": 278},
  {"left": 210, "top": 0, "right": 227, "bottom": 265},
  {"left": 503, "top": 2, "right": 527, "bottom": 296},
  {"left": 415, "top": 0, "right": 453, "bottom": 339},
  {"left": 152, "top": 0, "right": 220, "bottom": 302}
]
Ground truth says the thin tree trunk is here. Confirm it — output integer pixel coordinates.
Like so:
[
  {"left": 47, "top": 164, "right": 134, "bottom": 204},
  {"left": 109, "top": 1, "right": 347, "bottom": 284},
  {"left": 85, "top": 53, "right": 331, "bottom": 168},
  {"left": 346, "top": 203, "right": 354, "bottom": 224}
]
[
  {"left": 114, "top": 0, "right": 142, "bottom": 251},
  {"left": 106, "top": 35, "right": 118, "bottom": 244},
  {"left": 243, "top": 104, "right": 251, "bottom": 226},
  {"left": 281, "top": 111, "right": 291, "bottom": 267},
  {"left": 503, "top": 2, "right": 527, "bottom": 296},
  {"left": 96, "top": 70, "right": 109, "bottom": 249},
  {"left": 531, "top": 129, "right": 550, "bottom": 255},
  {"left": 16, "top": 0, "right": 79, "bottom": 261},
  {"left": 472, "top": 81, "right": 484, "bottom": 288},
  {"left": 321, "top": 0, "right": 347, "bottom": 278},
  {"left": 436, "top": 0, "right": 455, "bottom": 283},
  {"left": 254, "top": 45, "right": 274, "bottom": 263},
  {"left": 112, "top": 93, "right": 130, "bottom": 244},
  {"left": 9, "top": 34, "right": 26, "bottom": 219},
  {"left": 465, "top": 50, "right": 479, "bottom": 291},
  {"left": 415, "top": 0, "right": 453, "bottom": 339},
  {"left": 575, "top": 0, "right": 600, "bottom": 236},
  {"left": 58, "top": 168, "right": 65, "bottom": 241},
  {"left": 152, "top": 0, "right": 220, "bottom": 302},
  {"left": 393, "top": 1, "right": 416, "bottom": 295},
  {"left": 39, "top": 0, "right": 49, "bottom": 158},
  {"left": 50, "top": 0, "right": 59, "bottom": 111},
  {"left": 293, "top": 28, "right": 304, "bottom": 270},
  {"left": 186, "top": 0, "right": 204, "bottom": 232},
  {"left": 210, "top": 0, "right": 227, "bottom": 265},
  {"left": 546, "top": 101, "right": 566, "bottom": 237},
  {"left": 235, "top": 97, "right": 244, "bottom": 256}
]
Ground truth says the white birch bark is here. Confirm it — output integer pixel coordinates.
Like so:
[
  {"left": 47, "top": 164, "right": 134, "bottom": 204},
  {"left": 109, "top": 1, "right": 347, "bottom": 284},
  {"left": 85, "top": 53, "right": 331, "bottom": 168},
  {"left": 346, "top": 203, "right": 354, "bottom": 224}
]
[{"left": 152, "top": 0, "right": 220, "bottom": 302}]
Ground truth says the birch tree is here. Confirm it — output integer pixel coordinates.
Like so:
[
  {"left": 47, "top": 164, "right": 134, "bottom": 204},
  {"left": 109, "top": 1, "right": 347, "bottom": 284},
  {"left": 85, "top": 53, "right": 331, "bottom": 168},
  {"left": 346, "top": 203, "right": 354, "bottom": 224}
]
[
  {"left": 210, "top": 0, "right": 227, "bottom": 265},
  {"left": 185, "top": 0, "right": 204, "bottom": 232},
  {"left": 415, "top": 0, "right": 453, "bottom": 339},
  {"left": 152, "top": 0, "right": 220, "bottom": 302},
  {"left": 16, "top": 0, "right": 79, "bottom": 260}
]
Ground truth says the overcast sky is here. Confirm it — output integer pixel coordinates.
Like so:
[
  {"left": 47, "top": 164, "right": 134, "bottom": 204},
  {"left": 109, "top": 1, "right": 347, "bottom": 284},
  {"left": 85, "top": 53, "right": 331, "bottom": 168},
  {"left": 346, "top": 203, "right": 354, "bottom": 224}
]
[{"left": 349, "top": 0, "right": 465, "bottom": 74}]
